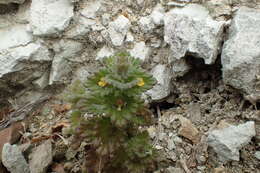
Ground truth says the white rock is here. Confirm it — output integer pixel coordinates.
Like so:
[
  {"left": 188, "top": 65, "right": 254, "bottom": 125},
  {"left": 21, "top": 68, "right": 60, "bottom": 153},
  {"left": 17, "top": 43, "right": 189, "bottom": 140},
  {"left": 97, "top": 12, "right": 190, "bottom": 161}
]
[
  {"left": 96, "top": 46, "right": 114, "bottom": 60},
  {"left": 0, "top": 0, "right": 24, "bottom": 4},
  {"left": 164, "top": 4, "right": 225, "bottom": 64},
  {"left": 2, "top": 143, "right": 30, "bottom": 173},
  {"left": 151, "top": 4, "right": 165, "bottom": 26},
  {"left": 130, "top": 42, "right": 150, "bottom": 61},
  {"left": 221, "top": 7, "right": 260, "bottom": 95},
  {"left": 138, "top": 16, "right": 155, "bottom": 33},
  {"left": 49, "top": 40, "right": 83, "bottom": 85},
  {"left": 30, "top": 0, "right": 74, "bottom": 37},
  {"left": 207, "top": 121, "right": 256, "bottom": 163},
  {"left": 108, "top": 15, "right": 131, "bottom": 46},
  {"left": 125, "top": 32, "right": 134, "bottom": 43},
  {"left": 81, "top": 0, "right": 101, "bottom": 19},
  {"left": 146, "top": 64, "right": 172, "bottom": 101}
]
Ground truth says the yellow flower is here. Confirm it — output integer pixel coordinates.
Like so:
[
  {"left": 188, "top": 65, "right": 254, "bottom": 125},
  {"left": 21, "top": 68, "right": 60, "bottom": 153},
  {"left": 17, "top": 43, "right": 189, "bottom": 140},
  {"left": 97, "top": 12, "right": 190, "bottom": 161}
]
[
  {"left": 98, "top": 77, "right": 107, "bottom": 87},
  {"left": 137, "top": 78, "right": 145, "bottom": 87}
]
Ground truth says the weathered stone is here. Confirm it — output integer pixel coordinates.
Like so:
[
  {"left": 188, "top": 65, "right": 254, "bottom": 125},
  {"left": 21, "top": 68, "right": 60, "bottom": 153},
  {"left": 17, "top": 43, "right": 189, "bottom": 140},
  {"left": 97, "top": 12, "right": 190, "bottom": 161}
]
[
  {"left": 254, "top": 151, "right": 260, "bottom": 160},
  {"left": 172, "top": 57, "right": 191, "bottom": 78},
  {"left": 96, "top": 46, "right": 114, "bottom": 60},
  {"left": 207, "top": 121, "right": 256, "bottom": 163},
  {"left": 30, "top": 0, "right": 74, "bottom": 37},
  {"left": 166, "top": 167, "right": 184, "bottom": 173},
  {"left": 138, "top": 16, "right": 155, "bottom": 33},
  {"left": 29, "top": 140, "right": 52, "bottom": 173},
  {"left": 146, "top": 64, "right": 172, "bottom": 101},
  {"left": 221, "top": 7, "right": 260, "bottom": 95},
  {"left": 107, "top": 15, "right": 130, "bottom": 46},
  {"left": 178, "top": 116, "right": 200, "bottom": 144},
  {"left": 164, "top": 4, "right": 225, "bottom": 65},
  {"left": 130, "top": 42, "right": 151, "bottom": 61},
  {"left": 2, "top": 143, "right": 30, "bottom": 173},
  {"left": 0, "top": 0, "right": 24, "bottom": 4},
  {"left": 80, "top": 0, "right": 101, "bottom": 19},
  {"left": 49, "top": 40, "right": 83, "bottom": 85}
]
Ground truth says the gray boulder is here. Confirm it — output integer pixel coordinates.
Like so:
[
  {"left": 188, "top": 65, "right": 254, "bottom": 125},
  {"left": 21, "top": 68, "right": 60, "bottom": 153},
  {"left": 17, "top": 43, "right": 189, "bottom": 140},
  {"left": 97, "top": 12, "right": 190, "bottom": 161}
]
[
  {"left": 207, "top": 121, "right": 256, "bottom": 163},
  {"left": 30, "top": 0, "right": 74, "bottom": 37},
  {"left": 164, "top": 4, "right": 224, "bottom": 65},
  {"left": 221, "top": 7, "right": 260, "bottom": 95},
  {"left": 2, "top": 143, "right": 30, "bottom": 173}
]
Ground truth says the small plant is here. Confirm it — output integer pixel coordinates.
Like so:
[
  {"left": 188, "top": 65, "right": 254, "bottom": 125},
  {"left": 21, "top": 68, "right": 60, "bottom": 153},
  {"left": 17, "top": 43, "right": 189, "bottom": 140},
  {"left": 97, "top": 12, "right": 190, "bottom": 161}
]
[{"left": 66, "top": 52, "right": 157, "bottom": 173}]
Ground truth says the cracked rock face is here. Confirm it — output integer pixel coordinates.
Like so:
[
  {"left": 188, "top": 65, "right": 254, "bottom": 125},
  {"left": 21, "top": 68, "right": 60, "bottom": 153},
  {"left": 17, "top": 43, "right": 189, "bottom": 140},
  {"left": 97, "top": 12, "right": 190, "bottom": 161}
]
[
  {"left": 164, "top": 4, "right": 225, "bottom": 65},
  {"left": 221, "top": 7, "right": 260, "bottom": 95},
  {"left": 30, "top": 0, "right": 74, "bottom": 37}
]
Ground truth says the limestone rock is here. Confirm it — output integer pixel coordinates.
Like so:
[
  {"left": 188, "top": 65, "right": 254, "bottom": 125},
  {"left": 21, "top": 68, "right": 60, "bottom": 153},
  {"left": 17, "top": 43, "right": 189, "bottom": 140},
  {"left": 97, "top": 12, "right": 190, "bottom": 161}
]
[
  {"left": 130, "top": 41, "right": 151, "bottom": 61},
  {"left": 2, "top": 143, "right": 30, "bottom": 173},
  {"left": 164, "top": 4, "right": 225, "bottom": 65},
  {"left": 146, "top": 64, "right": 172, "bottom": 101},
  {"left": 0, "top": 0, "right": 24, "bottom": 4},
  {"left": 49, "top": 40, "right": 83, "bottom": 85},
  {"left": 151, "top": 4, "right": 165, "bottom": 26},
  {"left": 80, "top": 0, "right": 101, "bottom": 19},
  {"left": 221, "top": 7, "right": 260, "bottom": 95},
  {"left": 29, "top": 140, "right": 52, "bottom": 173},
  {"left": 96, "top": 46, "right": 114, "bottom": 60},
  {"left": 30, "top": 0, "right": 74, "bottom": 37},
  {"left": 207, "top": 121, "right": 256, "bottom": 163},
  {"left": 138, "top": 16, "right": 155, "bottom": 33},
  {"left": 205, "top": 0, "right": 232, "bottom": 19},
  {"left": 107, "top": 15, "right": 130, "bottom": 46}
]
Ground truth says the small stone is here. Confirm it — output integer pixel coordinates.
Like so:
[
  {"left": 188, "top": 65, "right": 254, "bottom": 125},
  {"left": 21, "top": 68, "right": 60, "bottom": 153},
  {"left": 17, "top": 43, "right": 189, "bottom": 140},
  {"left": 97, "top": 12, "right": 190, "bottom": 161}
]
[
  {"left": 151, "top": 9, "right": 164, "bottom": 26},
  {"left": 108, "top": 15, "right": 131, "bottom": 46},
  {"left": 213, "top": 167, "right": 227, "bottom": 173},
  {"left": 2, "top": 143, "right": 30, "bottom": 173},
  {"left": 207, "top": 121, "right": 256, "bottom": 163},
  {"left": 254, "top": 151, "right": 260, "bottom": 160},
  {"left": 29, "top": 140, "right": 52, "bottom": 173},
  {"left": 125, "top": 32, "right": 134, "bottom": 43},
  {"left": 80, "top": 0, "right": 101, "bottom": 19},
  {"left": 138, "top": 16, "right": 155, "bottom": 33},
  {"left": 178, "top": 116, "right": 201, "bottom": 144},
  {"left": 130, "top": 41, "right": 151, "bottom": 61},
  {"left": 96, "top": 46, "right": 114, "bottom": 60},
  {"left": 147, "top": 126, "right": 157, "bottom": 139}
]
